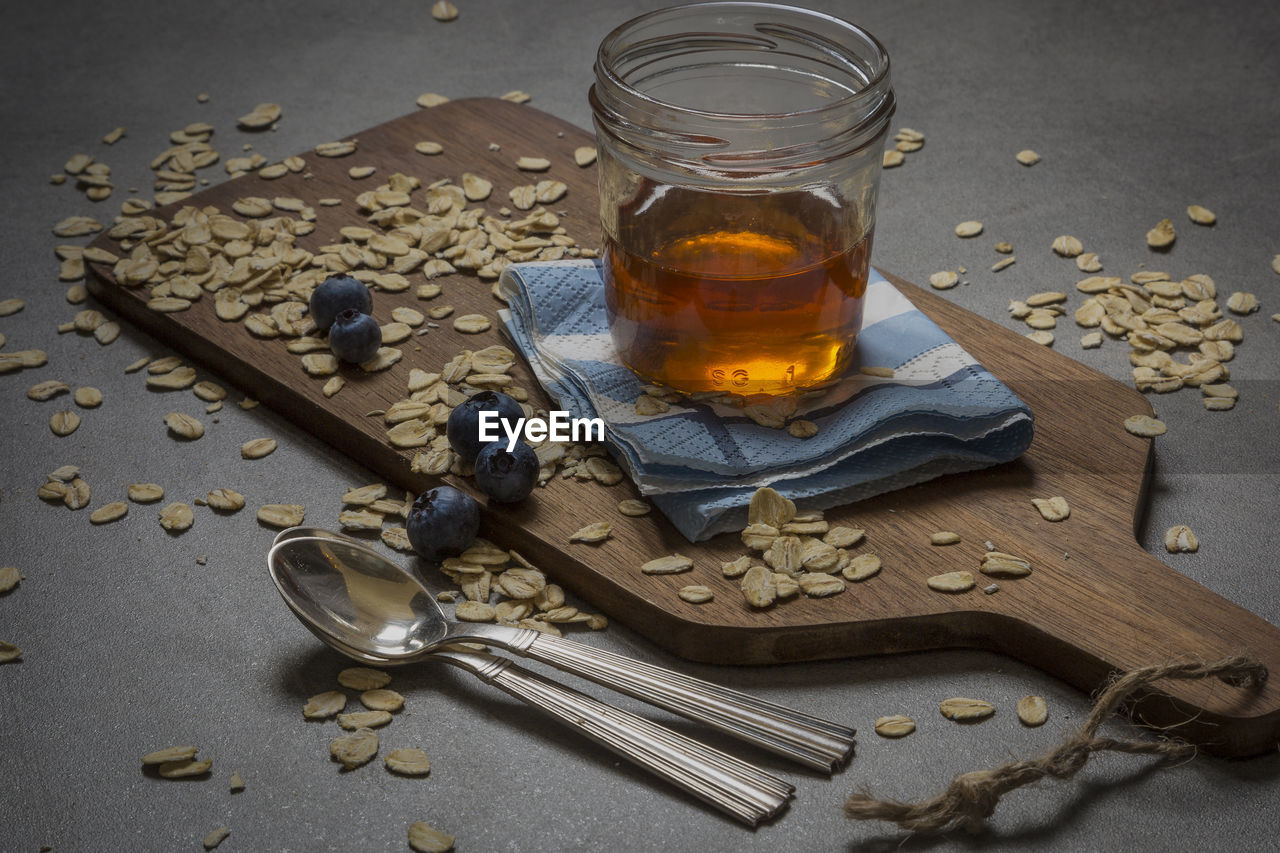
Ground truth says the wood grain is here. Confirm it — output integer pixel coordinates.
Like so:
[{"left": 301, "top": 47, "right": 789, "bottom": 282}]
[{"left": 85, "top": 98, "right": 1280, "bottom": 757}]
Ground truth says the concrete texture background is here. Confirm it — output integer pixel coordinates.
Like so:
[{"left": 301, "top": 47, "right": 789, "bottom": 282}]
[{"left": 1, "top": 1, "right": 1277, "bottom": 850}]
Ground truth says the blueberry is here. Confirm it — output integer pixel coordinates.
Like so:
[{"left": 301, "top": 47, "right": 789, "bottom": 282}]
[
  {"left": 328, "top": 308, "right": 381, "bottom": 363},
  {"left": 310, "top": 275, "right": 372, "bottom": 331},
  {"left": 406, "top": 486, "right": 480, "bottom": 562},
  {"left": 446, "top": 391, "right": 525, "bottom": 464},
  {"left": 474, "top": 440, "right": 539, "bottom": 503}
]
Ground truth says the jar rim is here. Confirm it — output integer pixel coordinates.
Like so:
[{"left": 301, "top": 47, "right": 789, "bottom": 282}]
[{"left": 595, "top": 1, "right": 892, "bottom": 122}]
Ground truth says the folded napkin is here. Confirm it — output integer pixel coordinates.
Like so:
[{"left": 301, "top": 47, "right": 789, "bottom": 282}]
[{"left": 498, "top": 260, "right": 1033, "bottom": 541}]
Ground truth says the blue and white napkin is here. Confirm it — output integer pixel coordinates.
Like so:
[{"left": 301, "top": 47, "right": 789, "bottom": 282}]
[{"left": 498, "top": 260, "right": 1033, "bottom": 541}]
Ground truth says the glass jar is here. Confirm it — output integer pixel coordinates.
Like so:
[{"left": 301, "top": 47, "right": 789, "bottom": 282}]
[{"left": 590, "top": 2, "right": 894, "bottom": 397}]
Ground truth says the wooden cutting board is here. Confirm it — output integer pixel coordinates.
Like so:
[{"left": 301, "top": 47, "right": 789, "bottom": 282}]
[{"left": 85, "top": 98, "right": 1280, "bottom": 757}]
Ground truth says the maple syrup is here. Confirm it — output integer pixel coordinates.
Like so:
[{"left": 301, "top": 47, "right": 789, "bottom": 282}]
[{"left": 603, "top": 185, "right": 871, "bottom": 395}]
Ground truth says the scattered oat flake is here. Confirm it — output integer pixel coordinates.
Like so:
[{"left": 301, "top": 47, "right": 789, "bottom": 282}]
[
  {"left": 748, "top": 487, "right": 795, "bottom": 528},
  {"left": 740, "top": 565, "right": 777, "bottom": 608},
  {"left": 570, "top": 521, "right": 613, "bottom": 543},
  {"left": 882, "top": 150, "right": 904, "bottom": 168},
  {"left": 89, "top": 502, "right": 128, "bottom": 524},
  {"left": 0, "top": 640, "right": 21, "bottom": 663},
  {"left": 1025, "top": 330, "right": 1054, "bottom": 346},
  {"left": 642, "top": 554, "right": 693, "bottom": 575},
  {"left": 408, "top": 822, "right": 455, "bottom": 853},
  {"left": 929, "top": 270, "right": 958, "bottom": 290},
  {"left": 798, "top": 573, "right": 845, "bottom": 597},
  {"left": 52, "top": 216, "right": 102, "bottom": 237},
  {"left": 203, "top": 827, "right": 230, "bottom": 850},
  {"left": 1226, "top": 292, "right": 1260, "bottom": 314},
  {"left": 1186, "top": 204, "right": 1216, "bottom": 225},
  {"left": 330, "top": 728, "right": 379, "bottom": 771},
  {"left": 159, "top": 502, "right": 194, "bottom": 531},
  {"left": 74, "top": 387, "right": 103, "bottom": 407},
  {"left": 574, "top": 146, "right": 598, "bottom": 167},
  {"left": 0, "top": 567, "right": 20, "bottom": 594},
  {"left": 237, "top": 102, "right": 281, "bottom": 129},
  {"left": 49, "top": 410, "right": 80, "bottom": 436},
  {"left": 930, "top": 531, "right": 961, "bottom": 545},
  {"left": 315, "top": 140, "right": 357, "bottom": 157},
  {"left": 455, "top": 601, "right": 496, "bottom": 622},
  {"left": 618, "top": 499, "right": 650, "bottom": 517},
  {"left": 979, "top": 551, "right": 1032, "bottom": 578},
  {"left": 823, "top": 527, "right": 865, "bottom": 551},
  {"left": 844, "top": 555, "right": 885, "bottom": 581},
  {"left": 241, "top": 438, "right": 277, "bottom": 459},
  {"left": 874, "top": 715, "right": 916, "bottom": 738},
  {"left": 1015, "top": 149, "right": 1040, "bottom": 166},
  {"left": 1076, "top": 252, "right": 1102, "bottom": 272},
  {"left": 1052, "top": 235, "right": 1083, "bottom": 257},
  {"left": 939, "top": 697, "right": 995, "bottom": 721},
  {"left": 28, "top": 380, "right": 70, "bottom": 401},
  {"left": 954, "top": 221, "right": 983, "bottom": 238},
  {"left": 142, "top": 746, "right": 198, "bottom": 765},
  {"left": 165, "top": 411, "right": 204, "bottom": 440},
  {"left": 158, "top": 758, "right": 212, "bottom": 778},
  {"left": 230, "top": 772, "right": 245, "bottom": 792},
  {"left": 452, "top": 314, "right": 491, "bottom": 334},
  {"left": 634, "top": 394, "right": 669, "bottom": 416},
  {"left": 678, "top": 585, "right": 714, "bottom": 604},
  {"left": 1147, "top": 218, "right": 1176, "bottom": 249},
  {"left": 303, "top": 690, "right": 347, "bottom": 720},
  {"left": 128, "top": 483, "right": 165, "bottom": 503},
  {"left": 206, "top": 488, "right": 246, "bottom": 512},
  {"left": 360, "top": 689, "right": 405, "bottom": 712},
  {"left": 516, "top": 156, "right": 551, "bottom": 171},
  {"left": 787, "top": 419, "right": 818, "bottom": 439},
  {"left": 256, "top": 503, "right": 303, "bottom": 528},
  {"left": 1164, "top": 524, "right": 1198, "bottom": 553},
  {"left": 338, "top": 710, "right": 393, "bottom": 730},
  {"left": 1029, "top": 496, "right": 1069, "bottom": 522},
  {"left": 338, "top": 666, "right": 391, "bottom": 691},
  {"left": 992, "top": 256, "right": 1016, "bottom": 273},
  {"left": 146, "top": 367, "right": 197, "bottom": 390},
  {"left": 1017, "top": 695, "right": 1048, "bottom": 726},
  {"left": 927, "top": 571, "right": 975, "bottom": 593},
  {"left": 431, "top": 0, "right": 458, "bottom": 22},
  {"left": 342, "top": 483, "right": 387, "bottom": 506},
  {"left": 385, "top": 748, "right": 432, "bottom": 776}
]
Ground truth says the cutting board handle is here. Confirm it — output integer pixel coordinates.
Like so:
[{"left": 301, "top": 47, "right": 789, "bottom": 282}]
[{"left": 1001, "top": 544, "right": 1279, "bottom": 757}]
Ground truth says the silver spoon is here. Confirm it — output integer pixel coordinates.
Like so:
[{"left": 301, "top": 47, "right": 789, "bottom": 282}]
[
  {"left": 268, "top": 533, "right": 792, "bottom": 824},
  {"left": 269, "top": 527, "right": 855, "bottom": 772}
]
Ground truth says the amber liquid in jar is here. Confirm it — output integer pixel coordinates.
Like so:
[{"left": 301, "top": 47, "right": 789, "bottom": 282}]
[{"left": 604, "top": 183, "right": 870, "bottom": 396}]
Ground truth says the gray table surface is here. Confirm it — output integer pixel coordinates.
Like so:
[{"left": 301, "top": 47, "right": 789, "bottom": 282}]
[{"left": 2, "top": 0, "right": 1278, "bottom": 850}]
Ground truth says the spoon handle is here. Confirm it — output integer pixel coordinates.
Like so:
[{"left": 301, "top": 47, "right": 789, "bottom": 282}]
[
  {"left": 462, "top": 625, "right": 856, "bottom": 773},
  {"left": 432, "top": 647, "right": 792, "bottom": 826}
]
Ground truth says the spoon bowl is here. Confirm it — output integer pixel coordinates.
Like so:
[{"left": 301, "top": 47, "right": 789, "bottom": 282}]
[{"left": 268, "top": 533, "right": 447, "bottom": 660}]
